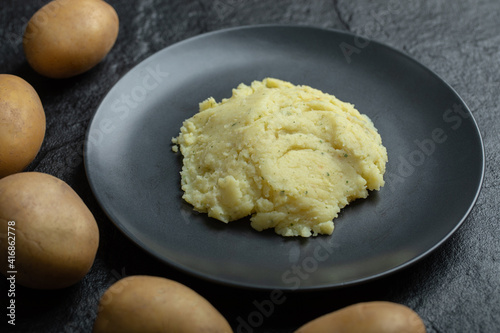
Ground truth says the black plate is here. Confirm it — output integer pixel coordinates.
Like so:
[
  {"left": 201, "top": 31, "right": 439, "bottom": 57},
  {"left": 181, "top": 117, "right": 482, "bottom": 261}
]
[{"left": 84, "top": 25, "right": 484, "bottom": 290}]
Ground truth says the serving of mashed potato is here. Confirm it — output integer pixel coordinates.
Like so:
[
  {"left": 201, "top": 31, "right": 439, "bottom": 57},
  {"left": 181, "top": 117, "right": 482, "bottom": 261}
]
[{"left": 172, "top": 78, "right": 387, "bottom": 237}]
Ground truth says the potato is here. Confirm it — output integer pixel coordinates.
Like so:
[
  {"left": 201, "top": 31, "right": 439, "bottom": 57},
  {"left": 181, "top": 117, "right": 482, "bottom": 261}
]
[
  {"left": 0, "top": 172, "right": 99, "bottom": 289},
  {"left": 295, "top": 301, "right": 426, "bottom": 333},
  {"left": 23, "top": 0, "right": 119, "bottom": 78},
  {"left": 0, "top": 74, "right": 45, "bottom": 179},
  {"left": 93, "top": 275, "right": 233, "bottom": 333}
]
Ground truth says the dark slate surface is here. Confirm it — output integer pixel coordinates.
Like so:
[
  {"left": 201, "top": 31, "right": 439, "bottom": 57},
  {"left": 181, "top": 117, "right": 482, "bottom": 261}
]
[{"left": 1, "top": 1, "right": 499, "bottom": 332}]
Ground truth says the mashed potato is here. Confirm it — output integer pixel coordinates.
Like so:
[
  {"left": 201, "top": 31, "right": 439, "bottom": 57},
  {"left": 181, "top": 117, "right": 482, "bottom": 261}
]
[{"left": 172, "top": 78, "right": 387, "bottom": 237}]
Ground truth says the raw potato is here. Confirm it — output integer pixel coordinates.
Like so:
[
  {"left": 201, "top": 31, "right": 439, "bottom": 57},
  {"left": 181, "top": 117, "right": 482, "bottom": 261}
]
[
  {"left": 23, "top": 0, "right": 119, "bottom": 78},
  {"left": 295, "top": 301, "right": 426, "bottom": 333},
  {"left": 0, "top": 74, "right": 45, "bottom": 179},
  {"left": 0, "top": 172, "right": 99, "bottom": 289},
  {"left": 93, "top": 275, "right": 233, "bottom": 333}
]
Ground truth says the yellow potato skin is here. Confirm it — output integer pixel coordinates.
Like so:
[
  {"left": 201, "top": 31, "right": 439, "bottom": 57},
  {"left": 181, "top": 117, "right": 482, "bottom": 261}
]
[
  {"left": 23, "top": 0, "right": 119, "bottom": 78},
  {"left": 0, "top": 172, "right": 99, "bottom": 289},
  {"left": 295, "top": 301, "right": 426, "bottom": 333},
  {"left": 0, "top": 74, "right": 45, "bottom": 179},
  {"left": 93, "top": 275, "right": 233, "bottom": 333}
]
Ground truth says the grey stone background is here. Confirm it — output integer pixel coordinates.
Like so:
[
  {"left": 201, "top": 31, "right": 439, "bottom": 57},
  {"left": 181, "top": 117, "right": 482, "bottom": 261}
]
[{"left": 1, "top": 0, "right": 499, "bottom": 332}]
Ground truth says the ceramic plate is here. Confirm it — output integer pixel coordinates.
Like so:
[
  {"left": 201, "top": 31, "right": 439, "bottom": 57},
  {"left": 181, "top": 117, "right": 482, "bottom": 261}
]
[{"left": 84, "top": 25, "right": 484, "bottom": 290}]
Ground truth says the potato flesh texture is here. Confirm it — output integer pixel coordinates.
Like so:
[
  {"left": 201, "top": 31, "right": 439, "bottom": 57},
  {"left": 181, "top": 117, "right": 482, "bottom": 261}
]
[
  {"left": 0, "top": 172, "right": 98, "bottom": 289},
  {"left": 93, "top": 276, "right": 233, "bottom": 333},
  {"left": 176, "top": 78, "right": 387, "bottom": 236},
  {"left": 0, "top": 75, "right": 45, "bottom": 178},
  {"left": 23, "top": 0, "right": 119, "bottom": 78},
  {"left": 294, "top": 301, "right": 426, "bottom": 333}
]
